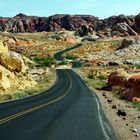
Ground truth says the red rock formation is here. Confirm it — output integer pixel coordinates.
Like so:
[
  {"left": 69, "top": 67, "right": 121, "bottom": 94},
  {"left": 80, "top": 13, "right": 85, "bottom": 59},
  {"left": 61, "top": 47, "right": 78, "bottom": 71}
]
[
  {"left": 127, "top": 75, "right": 140, "bottom": 100},
  {"left": 108, "top": 70, "right": 140, "bottom": 102},
  {"left": 108, "top": 70, "right": 130, "bottom": 87},
  {"left": 0, "top": 13, "right": 140, "bottom": 37}
]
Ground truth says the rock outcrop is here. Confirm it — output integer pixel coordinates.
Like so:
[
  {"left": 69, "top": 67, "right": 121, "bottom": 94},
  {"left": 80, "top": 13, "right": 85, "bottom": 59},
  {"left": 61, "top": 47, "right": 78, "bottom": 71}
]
[
  {"left": 112, "top": 23, "right": 137, "bottom": 36},
  {"left": 0, "top": 38, "right": 36, "bottom": 92},
  {"left": 108, "top": 70, "right": 130, "bottom": 87},
  {"left": 108, "top": 70, "right": 140, "bottom": 102},
  {"left": 0, "top": 13, "right": 140, "bottom": 37},
  {"left": 91, "top": 38, "right": 140, "bottom": 66},
  {"left": 0, "top": 40, "right": 24, "bottom": 72}
]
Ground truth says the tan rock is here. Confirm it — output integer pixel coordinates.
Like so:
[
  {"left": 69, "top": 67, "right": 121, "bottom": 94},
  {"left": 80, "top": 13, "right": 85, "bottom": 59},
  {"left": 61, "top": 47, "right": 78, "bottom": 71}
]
[
  {"left": 64, "top": 36, "right": 76, "bottom": 44},
  {"left": 0, "top": 40, "right": 24, "bottom": 72},
  {"left": 132, "top": 97, "right": 140, "bottom": 102},
  {"left": 6, "top": 37, "right": 16, "bottom": 45},
  {"left": 0, "top": 51, "right": 24, "bottom": 72},
  {"left": 0, "top": 41, "right": 8, "bottom": 53}
]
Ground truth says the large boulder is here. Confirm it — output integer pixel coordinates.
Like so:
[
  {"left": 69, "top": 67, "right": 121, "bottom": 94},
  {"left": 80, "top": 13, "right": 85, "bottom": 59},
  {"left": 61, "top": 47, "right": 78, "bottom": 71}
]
[
  {"left": 108, "top": 70, "right": 130, "bottom": 87},
  {"left": 117, "top": 38, "right": 140, "bottom": 52},
  {"left": 0, "top": 41, "right": 24, "bottom": 72},
  {"left": 120, "top": 75, "right": 140, "bottom": 101},
  {"left": 0, "top": 51, "right": 24, "bottom": 72},
  {"left": 118, "top": 38, "right": 137, "bottom": 49},
  {"left": 108, "top": 69, "right": 140, "bottom": 102},
  {"left": 127, "top": 75, "right": 140, "bottom": 101}
]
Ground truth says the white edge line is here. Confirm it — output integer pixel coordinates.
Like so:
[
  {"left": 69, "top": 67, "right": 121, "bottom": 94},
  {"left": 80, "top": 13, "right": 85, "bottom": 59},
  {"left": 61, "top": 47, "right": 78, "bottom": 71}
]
[
  {"left": 72, "top": 69, "right": 111, "bottom": 140},
  {"left": 92, "top": 93, "right": 110, "bottom": 140}
]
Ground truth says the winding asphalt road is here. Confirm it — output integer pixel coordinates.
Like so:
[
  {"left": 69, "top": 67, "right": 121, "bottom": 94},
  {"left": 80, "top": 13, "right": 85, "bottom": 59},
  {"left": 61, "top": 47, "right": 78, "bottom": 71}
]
[
  {"left": 0, "top": 44, "right": 116, "bottom": 140},
  {"left": 54, "top": 44, "right": 83, "bottom": 68}
]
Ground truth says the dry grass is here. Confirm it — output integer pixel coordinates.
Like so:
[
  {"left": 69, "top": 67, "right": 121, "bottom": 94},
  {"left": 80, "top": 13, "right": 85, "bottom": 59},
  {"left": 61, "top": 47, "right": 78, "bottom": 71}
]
[
  {"left": 1, "top": 32, "right": 75, "bottom": 58},
  {"left": 0, "top": 68, "right": 56, "bottom": 102},
  {"left": 67, "top": 40, "right": 121, "bottom": 58}
]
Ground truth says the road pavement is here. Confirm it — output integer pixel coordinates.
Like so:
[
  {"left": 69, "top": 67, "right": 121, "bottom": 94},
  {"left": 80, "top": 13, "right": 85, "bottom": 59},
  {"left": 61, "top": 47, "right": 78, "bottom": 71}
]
[{"left": 0, "top": 44, "right": 116, "bottom": 140}]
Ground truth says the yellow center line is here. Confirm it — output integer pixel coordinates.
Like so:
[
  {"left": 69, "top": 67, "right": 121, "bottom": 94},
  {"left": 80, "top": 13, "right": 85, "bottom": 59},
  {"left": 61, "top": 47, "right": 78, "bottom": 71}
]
[{"left": 0, "top": 70, "right": 72, "bottom": 125}]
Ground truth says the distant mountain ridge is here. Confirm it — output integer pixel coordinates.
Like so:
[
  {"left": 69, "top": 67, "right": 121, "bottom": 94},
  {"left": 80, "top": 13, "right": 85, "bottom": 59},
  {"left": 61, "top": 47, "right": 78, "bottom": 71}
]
[{"left": 0, "top": 13, "right": 140, "bottom": 37}]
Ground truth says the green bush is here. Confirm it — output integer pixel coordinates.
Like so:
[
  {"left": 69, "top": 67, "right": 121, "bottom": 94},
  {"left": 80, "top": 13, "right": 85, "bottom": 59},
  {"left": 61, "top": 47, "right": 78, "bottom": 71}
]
[
  {"left": 131, "top": 102, "right": 140, "bottom": 111},
  {"left": 65, "top": 53, "right": 77, "bottom": 60},
  {"left": 58, "top": 61, "right": 68, "bottom": 65},
  {"left": 87, "top": 74, "right": 94, "bottom": 79},
  {"left": 33, "top": 57, "right": 55, "bottom": 67},
  {"left": 97, "top": 75, "right": 107, "bottom": 80},
  {"left": 12, "top": 91, "right": 29, "bottom": 99}
]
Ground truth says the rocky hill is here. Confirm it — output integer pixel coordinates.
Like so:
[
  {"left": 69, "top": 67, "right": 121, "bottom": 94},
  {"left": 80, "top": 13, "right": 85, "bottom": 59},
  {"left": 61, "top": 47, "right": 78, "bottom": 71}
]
[
  {"left": 0, "top": 13, "right": 140, "bottom": 37},
  {"left": 0, "top": 36, "right": 37, "bottom": 99}
]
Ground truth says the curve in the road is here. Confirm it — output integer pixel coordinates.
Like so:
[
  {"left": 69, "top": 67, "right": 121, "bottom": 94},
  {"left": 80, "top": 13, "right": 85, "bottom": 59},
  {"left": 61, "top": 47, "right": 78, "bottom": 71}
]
[
  {"left": 0, "top": 70, "right": 72, "bottom": 125},
  {"left": 54, "top": 43, "right": 83, "bottom": 68},
  {"left": 0, "top": 44, "right": 117, "bottom": 140}
]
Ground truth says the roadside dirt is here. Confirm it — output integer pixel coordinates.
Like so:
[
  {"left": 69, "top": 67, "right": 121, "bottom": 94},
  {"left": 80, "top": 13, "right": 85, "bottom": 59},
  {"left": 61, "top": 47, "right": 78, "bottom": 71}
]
[
  {"left": 77, "top": 69, "right": 140, "bottom": 140},
  {"left": 95, "top": 90, "right": 140, "bottom": 140}
]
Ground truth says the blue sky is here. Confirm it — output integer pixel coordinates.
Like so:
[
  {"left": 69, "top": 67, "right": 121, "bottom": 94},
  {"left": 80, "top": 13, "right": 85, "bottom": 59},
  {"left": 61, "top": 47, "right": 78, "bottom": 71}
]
[{"left": 0, "top": 0, "right": 140, "bottom": 19}]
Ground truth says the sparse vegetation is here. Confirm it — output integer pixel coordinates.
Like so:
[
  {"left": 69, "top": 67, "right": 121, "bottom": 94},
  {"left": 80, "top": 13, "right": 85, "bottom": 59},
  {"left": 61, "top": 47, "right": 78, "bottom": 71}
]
[
  {"left": 87, "top": 74, "right": 94, "bottom": 79},
  {"left": 57, "top": 61, "right": 68, "bottom": 65},
  {"left": 0, "top": 69, "right": 56, "bottom": 102},
  {"left": 112, "top": 86, "right": 122, "bottom": 98},
  {"left": 86, "top": 71, "right": 107, "bottom": 89},
  {"left": 131, "top": 101, "right": 140, "bottom": 111},
  {"left": 65, "top": 53, "right": 77, "bottom": 60},
  {"left": 33, "top": 57, "right": 55, "bottom": 67}
]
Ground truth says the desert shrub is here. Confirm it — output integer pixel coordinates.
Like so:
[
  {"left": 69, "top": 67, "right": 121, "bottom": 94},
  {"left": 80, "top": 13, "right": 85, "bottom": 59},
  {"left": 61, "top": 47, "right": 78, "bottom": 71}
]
[
  {"left": 33, "top": 57, "right": 55, "bottom": 67},
  {"left": 12, "top": 91, "right": 29, "bottom": 99},
  {"left": 65, "top": 53, "right": 77, "bottom": 60},
  {"left": 131, "top": 102, "right": 140, "bottom": 111},
  {"left": 87, "top": 74, "right": 94, "bottom": 79},
  {"left": 112, "top": 86, "right": 122, "bottom": 96},
  {"left": 58, "top": 61, "right": 68, "bottom": 65},
  {"left": 97, "top": 75, "right": 107, "bottom": 80},
  {"left": 133, "top": 65, "right": 140, "bottom": 69},
  {"left": 0, "top": 94, "right": 13, "bottom": 101}
]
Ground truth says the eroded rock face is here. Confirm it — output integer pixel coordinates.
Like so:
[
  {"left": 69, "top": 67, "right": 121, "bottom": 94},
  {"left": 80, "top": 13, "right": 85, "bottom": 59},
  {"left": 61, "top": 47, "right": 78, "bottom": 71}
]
[
  {"left": 0, "top": 13, "right": 140, "bottom": 37},
  {"left": 0, "top": 40, "right": 24, "bottom": 72},
  {"left": 0, "top": 14, "right": 98, "bottom": 33},
  {"left": 0, "top": 38, "right": 36, "bottom": 92}
]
